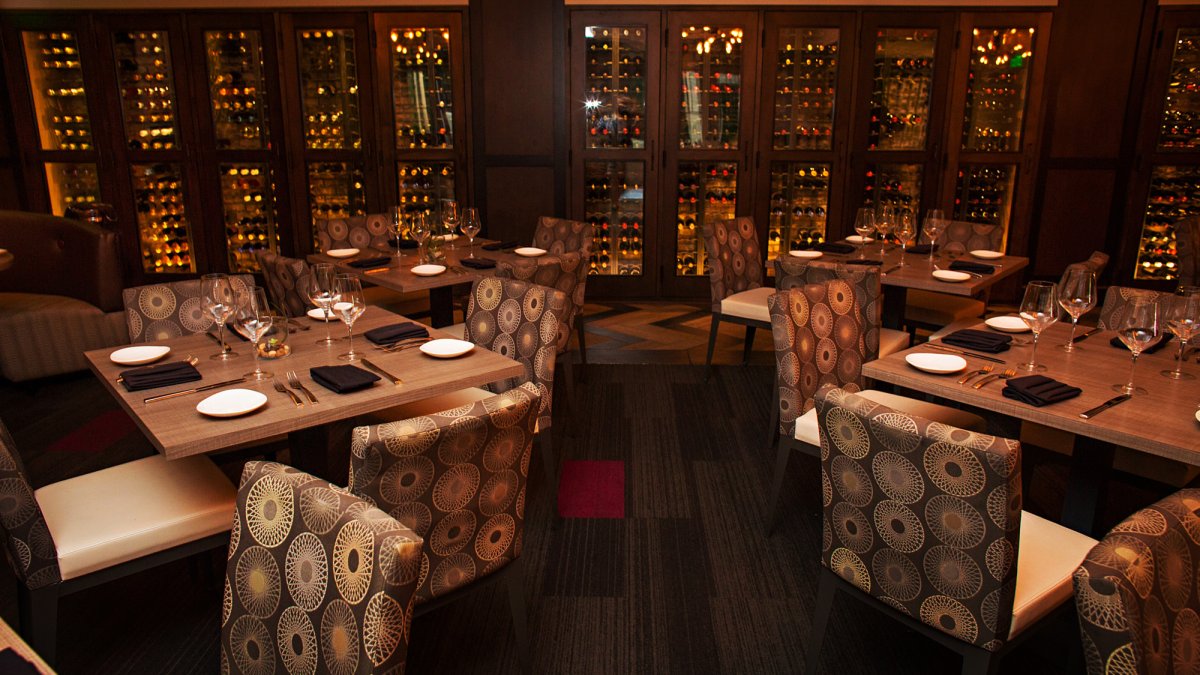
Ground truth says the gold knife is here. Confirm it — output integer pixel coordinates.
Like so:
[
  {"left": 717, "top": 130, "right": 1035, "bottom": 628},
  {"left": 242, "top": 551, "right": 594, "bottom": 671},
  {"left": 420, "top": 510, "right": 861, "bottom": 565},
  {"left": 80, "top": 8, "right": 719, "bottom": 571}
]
[
  {"left": 361, "top": 358, "right": 403, "bottom": 385},
  {"left": 924, "top": 342, "right": 1007, "bottom": 364},
  {"left": 144, "top": 378, "right": 247, "bottom": 404}
]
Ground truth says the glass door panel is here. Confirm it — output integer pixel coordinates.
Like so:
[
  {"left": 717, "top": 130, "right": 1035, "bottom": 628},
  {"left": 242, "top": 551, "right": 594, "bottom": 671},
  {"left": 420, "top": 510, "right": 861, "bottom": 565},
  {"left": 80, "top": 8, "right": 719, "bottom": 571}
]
[
  {"left": 389, "top": 27, "right": 454, "bottom": 150},
  {"left": 22, "top": 31, "right": 93, "bottom": 151},
  {"left": 1133, "top": 165, "right": 1200, "bottom": 281},
  {"left": 45, "top": 162, "right": 100, "bottom": 216},
  {"left": 298, "top": 29, "right": 362, "bottom": 151},
  {"left": 308, "top": 162, "right": 366, "bottom": 242},
  {"left": 1159, "top": 29, "right": 1200, "bottom": 151},
  {"left": 952, "top": 164, "right": 1016, "bottom": 246},
  {"left": 962, "top": 27, "right": 1035, "bottom": 152},
  {"left": 584, "top": 26, "right": 648, "bottom": 149},
  {"left": 772, "top": 28, "right": 838, "bottom": 151},
  {"left": 133, "top": 162, "right": 193, "bottom": 273},
  {"left": 863, "top": 163, "right": 922, "bottom": 213},
  {"left": 676, "top": 161, "right": 737, "bottom": 275},
  {"left": 768, "top": 162, "right": 829, "bottom": 258},
  {"left": 585, "top": 161, "right": 644, "bottom": 276},
  {"left": 397, "top": 161, "right": 454, "bottom": 220},
  {"left": 868, "top": 28, "right": 936, "bottom": 151},
  {"left": 678, "top": 26, "right": 745, "bottom": 150},
  {"left": 204, "top": 30, "right": 269, "bottom": 150},
  {"left": 220, "top": 163, "right": 275, "bottom": 272},
  {"left": 113, "top": 31, "right": 179, "bottom": 151}
]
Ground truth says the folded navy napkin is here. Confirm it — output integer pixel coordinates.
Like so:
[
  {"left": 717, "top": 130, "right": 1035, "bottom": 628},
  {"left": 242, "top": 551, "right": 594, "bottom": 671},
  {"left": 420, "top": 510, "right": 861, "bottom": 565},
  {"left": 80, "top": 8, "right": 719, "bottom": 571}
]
[
  {"left": 950, "top": 260, "right": 996, "bottom": 275},
  {"left": 941, "top": 329, "right": 1012, "bottom": 354},
  {"left": 1002, "top": 374, "right": 1083, "bottom": 407},
  {"left": 119, "top": 361, "right": 201, "bottom": 392},
  {"left": 1110, "top": 334, "right": 1173, "bottom": 354},
  {"left": 813, "top": 242, "right": 855, "bottom": 255},
  {"left": 387, "top": 239, "right": 419, "bottom": 249},
  {"left": 363, "top": 322, "right": 429, "bottom": 346},
  {"left": 844, "top": 259, "right": 883, "bottom": 266},
  {"left": 460, "top": 258, "right": 497, "bottom": 269},
  {"left": 0, "top": 648, "right": 40, "bottom": 675},
  {"left": 310, "top": 365, "right": 380, "bottom": 393},
  {"left": 908, "top": 244, "right": 936, "bottom": 255},
  {"left": 482, "top": 240, "right": 520, "bottom": 251},
  {"left": 348, "top": 256, "right": 391, "bottom": 269}
]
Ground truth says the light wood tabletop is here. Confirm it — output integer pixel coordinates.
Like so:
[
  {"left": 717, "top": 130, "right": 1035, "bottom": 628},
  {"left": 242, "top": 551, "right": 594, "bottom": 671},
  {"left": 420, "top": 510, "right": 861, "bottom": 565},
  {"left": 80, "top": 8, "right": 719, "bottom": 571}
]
[{"left": 0, "top": 615, "right": 54, "bottom": 673}]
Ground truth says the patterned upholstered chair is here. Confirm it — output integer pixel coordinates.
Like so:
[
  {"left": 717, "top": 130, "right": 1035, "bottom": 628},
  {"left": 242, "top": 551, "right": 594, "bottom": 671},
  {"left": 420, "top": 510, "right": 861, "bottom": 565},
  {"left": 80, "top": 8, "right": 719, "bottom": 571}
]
[
  {"left": 496, "top": 250, "right": 588, "bottom": 386},
  {"left": 122, "top": 274, "right": 254, "bottom": 342},
  {"left": 255, "top": 250, "right": 313, "bottom": 318},
  {"left": 349, "top": 383, "right": 541, "bottom": 667},
  {"left": 702, "top": 217, "right": 771, "bottom": 373},
  {"left": 1073, "top": 489, "right": 1200, "bottom": 675},
  {"left": 806, "top": 387, "right": 1098, "bottom": 674},
  {"left": 1177, "top": 216, "right": 1200, "bottom": 287},
  {"left": 905, "top": 221, "right": 1005, "bottom": 333},
  {"left": 532, "top": 216, "right": 595, "bottom": 260},
  {"left": 313, "top": 213, "right": 392, "bottom": 253},
  {"left": 0, "top": 418, "right": 234, "bottom": 666},
  {"left": 1098, "top": 286, "right": 1168, "bottom": 331},
  {"left": 223, "top": 461, "right": 423, "bottom": 675}
]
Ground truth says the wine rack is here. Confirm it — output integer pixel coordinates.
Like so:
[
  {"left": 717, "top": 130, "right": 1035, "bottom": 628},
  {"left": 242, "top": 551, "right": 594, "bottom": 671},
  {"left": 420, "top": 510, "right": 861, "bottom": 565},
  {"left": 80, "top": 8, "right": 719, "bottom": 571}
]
[
  {"left": 397, "top": 162, "right": 454, "bottom": 223},
  {"left": 584, "top": 26, "right": 647, "bottom": 149},
  {"left": 132, "top": 162, "right": 193, "bottom": 273},
  {"left": 1133, "top": 165, "right": 1200, "bottom": 281},
  {"left": 308, "top": 162, "right": 366, "bottom": 227},
  {"left": 868, "top": 28, "right": 936, "bottom": 151},
  {"left": 676, "top": 161, "right": 737, "bottom": 275},
  {"left": 584, "top": 161, "right": 644, "bottom": 275},
  {"left": 389, "top": 27, "right": 453, "bottom": 150},
  {"left": 768, "top": 163, "right": 829, "bottom": 258},
  {"left": 113, "top": 31, "right": 178, "bottom": 151},
  {"left": 45, "top": 163, "right": 100, "bottom": 216},
  {"left": 298, "top": 29, "right": 362, "bottom": 151},
  {"left": 679, "top": 26, "right": 744, "bottom": 150},
  {"left": 1160, "top": 29, "right": 1200, "bottom": 150},
  {"left": 204, "top": 31, "right": 269, "bottom": 151},
  {"left": 863, "top": 163, "right": 921, "bottom": 213},
  {"left": 21, "top": 31, "right": 92, "bottom": 151},
  {"left": 220, "top": 163, "right": 276, "bottom": 272},
  {"left": 952, "top": 164, "right": 1015, "bottom": 235},
  {"left": 962, "top": 28, "right": 1034, "bottom": 152},
  {"left": 771, "top": 28, "right": 838, "bottom": 151}
]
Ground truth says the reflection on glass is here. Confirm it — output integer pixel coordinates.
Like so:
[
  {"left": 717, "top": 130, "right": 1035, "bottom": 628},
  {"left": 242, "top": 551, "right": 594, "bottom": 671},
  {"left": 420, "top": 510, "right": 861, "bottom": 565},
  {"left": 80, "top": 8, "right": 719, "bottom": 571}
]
[
  {"left": 584, "top": 26, "right": 647, "bottom": 150},
  {"left": 221, "top": 163, "right": 276, "bottom": 272},
  {"left": 113, "top": 31, "right": 177, "bottom": 151},
  {"left": 677, "top": 161, "right": 737, "bottom": 276},
  {"left": 45, "top": 163, "right": 100, "bottom": 216},
  {"left": 204, "top": 31, "right": 269, "bottom": 150},
  {"left": 863, "top": 163, "right": 921, "bottom": 214},
  {"left": 398, "top": 162, "right": 454, "bottom": 225},
  {"left": 308, "top": 162, "right": 366, "bottom": 244},
  {"left": 298, "top": 29, "right": 361, "bottom": 150},
  {"left": 769, "top": 163, "right": 829, "bottom": 258},
  {"left": 22, "top": 31, "right": 93, "bottom": 151},
  {"left": 584, "top": 161, "right": 644, "bottom": 276},
  {"left": 1134, "top": 165, "right": 1200, "bottom": 280},
  {"left": 389, "top": 27, "right": 453, "bottom": 149},
  {"left": 132, "top": 162, "right": 193, "bottom": 273},
  {"left": 1160, "top": 29, "right": 1200, "bottom": 150},
  {"left": 868, "top": 28, "right": 936, "bottom": 151},
  {"left": 952, "top": 165, "right": 1016, "bottom": 244},
  {"left": 962, "top": 27, "right": 1034, "bottom": 152},
  {"left": 679, "top": 26, "right": 744, "bottom": 150},
  {"left": 772, "top": 28, "right": 838, "bottom": 151}
]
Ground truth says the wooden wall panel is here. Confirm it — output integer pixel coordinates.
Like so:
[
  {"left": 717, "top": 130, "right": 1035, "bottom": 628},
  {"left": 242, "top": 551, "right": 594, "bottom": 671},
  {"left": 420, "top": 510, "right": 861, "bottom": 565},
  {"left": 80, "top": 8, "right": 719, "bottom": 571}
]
[
  {"left": 1032, "top": 169, "right": 1116, "bottom": 277},
  {"left": 477, "top": 0, "right": 555, "bottom": 157},
  {"left": 483, "top": 166, "right": 556, "bottom": 242}
]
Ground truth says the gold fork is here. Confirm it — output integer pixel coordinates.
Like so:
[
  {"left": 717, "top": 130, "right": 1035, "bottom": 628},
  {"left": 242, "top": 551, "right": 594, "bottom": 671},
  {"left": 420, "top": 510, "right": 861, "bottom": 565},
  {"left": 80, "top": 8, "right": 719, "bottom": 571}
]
[
  {"left": 957, "top": 364, "right": 994, "bottom": 385},
  {"left": 972, "top": 368, "right": 1017, "bottom": 389},
  {"left": 273, "top": 381, "right": 304, "bottom": 407}
]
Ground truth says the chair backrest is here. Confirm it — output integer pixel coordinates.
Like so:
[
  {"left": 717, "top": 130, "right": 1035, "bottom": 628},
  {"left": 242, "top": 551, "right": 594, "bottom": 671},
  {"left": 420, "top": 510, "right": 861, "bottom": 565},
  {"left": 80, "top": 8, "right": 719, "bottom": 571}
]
[
  {"left": 939, "top": 220, "right": 1003, "bottom": 255},
  {"left": 1073, "top": 488, "right": 1200, "bottom": 675},
  {"left": 0, "top": 209, "right": 124, "bottom": 312},
  {"left": 495, "top": 251, "right": 586, "bottom": 347},
  {"left": 1066, "top": 251, "right": 1110, "bottom": 279},
  {"left": 348, "top": 382, "right": 541, "bottom": 605},
  {"left": 1176, "top": 215, "right": 1200, "bottom": 287},
  {"left": 701, "top": 217, "right": 764, "bottom": 310},
  {"left": 313, "top": 213, "right": 391, "bottom": 253},
  {"left": 122, "top": 274, "right": 254, "bottom": 342},
  {"left": 532, "top": 216, "right": 594, "bottom": 259},
  {"left": 255, "top": 250, "right": 312, "bottom": 319},
  {"left": 774, "top": 258, "right": 883, "bottom": 358},
  {"left": 464, "top": 277, "right": 567, "bottom": 431},
  {"left": 1097, "top": 286, "right": 1167, "bottom": 331},
  {"left": 222, "top": 461, "right": 423, "bottom": 675},
  {"left": 814, "top": 386, "right": 1023, "bottom": 652},
  {"left": 0, "top": 419, "right": 61, "bottom": 591}
]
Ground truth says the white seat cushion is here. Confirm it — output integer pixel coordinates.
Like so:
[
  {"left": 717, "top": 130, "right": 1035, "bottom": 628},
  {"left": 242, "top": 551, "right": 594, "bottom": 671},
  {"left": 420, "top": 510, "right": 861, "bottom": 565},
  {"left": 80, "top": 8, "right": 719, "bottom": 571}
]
[
  {"left": 906, "top": 289, "right": 985, "bottom": 327},
  {"left": 1010, "top": 511, "right": 1098, "bottom": 638},
  {"left": 794, "top": 389, "right": 986, "bottom": 445},
  {"left": 36, "top": 455, "right": 235, "bottom": 581},
  {"left": 719, "top": 287, "right": 774, "bottom": 323},
  {"left": 879, "top": 328, "right": 911, "bottom": 358}
]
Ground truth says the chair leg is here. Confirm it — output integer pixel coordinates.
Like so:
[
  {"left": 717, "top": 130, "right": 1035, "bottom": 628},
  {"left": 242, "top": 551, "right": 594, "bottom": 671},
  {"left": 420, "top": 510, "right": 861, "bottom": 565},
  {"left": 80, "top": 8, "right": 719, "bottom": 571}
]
[
  {"left": 560, "top": 357, "right": 576, "bottom": 404},
  {"left": 505, "top": 558, "right": 531, "bottom": 673},
  {"left": 766, "top": 440, "right": 792, "bottom": 536},
  {"left": 540, "top": 430, "right": 557, "bottom": 494},
  {"left": 743, "top": 325, "right": 757, "bottom": 365},
  {"left": 18, "top": 584, "right": 59, "bottom": 667},
  {"left": 766, "top": 390, "right": 779, "bottom": 448},
  {"left": 704, "top": 314, "right": 720, "bottom": 381},
  {"left": 960, "top": 647, "right": 997, "bottom": 675},
  {"left": 806, "top": 570, "right": 837, "bottom": 675},
  {"left": 575, "top": 318, "right": 588, "bottom": 382}
]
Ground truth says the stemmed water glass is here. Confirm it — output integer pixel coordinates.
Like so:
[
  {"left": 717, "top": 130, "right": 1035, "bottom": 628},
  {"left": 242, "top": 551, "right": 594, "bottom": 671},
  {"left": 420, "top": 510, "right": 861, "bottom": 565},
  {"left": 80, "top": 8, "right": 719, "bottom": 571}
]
[
  {"left": 443, "top": 201, "right": 460, "bottom": 250},
  {"left": 389, "top": 206, "right": 406, "bottom": 268},
  {"left": 334, "top": 275, "right": 366, "bottom": 362},
  {"left": 1114, "top": 296, "right": 1161, "bottom": 394},
  {"left": 1018, "top": 280, "right": 1059, "bottom": 372},
  {"left": 876, "top": 205, "right": 895, "bottom": 258},
  {"left": 201, "top": 273, "right": 239, "bottom": 360},
  {"left": 923, "top": 209, "right": 945, "bottom": 264},
  {"left": 236, "top": 286, "right": 274, "bottom": 381},
  {"left": 1162, "top": 287, "right": 1200, "bottom": 380},
  {"left": 894, "top": 210, "right": 916, "bottom": 268},
  {"left": 853, "top": 208, "right": 875, "bottom": 260},
  {"left": 461, "top": 207, "right": 481, "bottom": 257},
  {"left": 410, "top": 213, "right": 432, "bottom": 264},
  {"left": 309, "top": 263, "right": 339, "bottom": 346},
  {"left": 1057, "top": 266, "right": 1097, "bottom": 352}
]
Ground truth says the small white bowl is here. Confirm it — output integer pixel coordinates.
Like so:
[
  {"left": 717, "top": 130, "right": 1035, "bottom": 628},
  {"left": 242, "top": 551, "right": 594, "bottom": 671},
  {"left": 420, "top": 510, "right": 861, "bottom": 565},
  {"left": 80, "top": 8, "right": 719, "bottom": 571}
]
[
  {"left": 932, "top": 270, "right": 972, "bottom": 283},
  {"left": 326, "top": 248, "right": 360, "bottom": 259},
  {"left": 970, "top": 250, "right": 1004, "bottom": 260},
  {"left": 788, "top": 250, "right": 824, "bottom": 259},
  {"left": 307, "top": 308, "right": 335, "bottom": 321},
  {"left": 196, "top": 388, "right": 268, "bottom": 418},
  {"left": 984, "top": 316, "right": 1030, "bottom": 333},
  {"left": 905, "top": 353, "right": 968, "bottom": 375},
  {"left": 845, "top": 235, "right": 874, "bottom": 244},
  {"left": 109, "top": 345, "right": 171, "bottom": 366},
  {"left": 411, "top": 264, "right": 447, "bottom": 277},
  {"left": 420, "top": 338, "right": 475, "bottom": 359},
  {"left": 514, "top": 247, "right": 546, "bottom": 257}
]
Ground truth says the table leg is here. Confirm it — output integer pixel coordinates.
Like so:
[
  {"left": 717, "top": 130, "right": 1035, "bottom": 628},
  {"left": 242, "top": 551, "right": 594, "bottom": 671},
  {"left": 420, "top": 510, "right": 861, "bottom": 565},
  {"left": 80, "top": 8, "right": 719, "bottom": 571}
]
[
  {"left": 881, "top": 286, "right": 908, "bottom": 331},
  {"left": 429, "top": 286, "right": 455, "bottom": 328},
  {"left": 1060, "top": 436, "right": 1115, "bottom": 536},
  {"left": 288, "top": 426, "right": 342, "bottom": 482}
]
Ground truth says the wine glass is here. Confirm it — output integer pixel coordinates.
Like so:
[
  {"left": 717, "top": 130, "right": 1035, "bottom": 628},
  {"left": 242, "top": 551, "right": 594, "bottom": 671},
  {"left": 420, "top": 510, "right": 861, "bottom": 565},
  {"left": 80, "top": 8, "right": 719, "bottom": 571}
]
[
  {"left": 923, "top": 209, "right": 945, "bottom": 264},
  {"left": 1057, "top": 266, "right": 1097, "bottom": 352},
  {"left": 853, "top": 208, "right": 875, "bottom": 260},
  {"left": 1018, "top": 281, "right": 1059, "bottom": 372},
  {"left": 389, "top": 206, "right": 406, "bottom": 267},
  {"left": 1114, "top": 296, "right": 1161, "bottom": 394},
  {"left": 334, "top": 275, "right": 367, "bottom": 362},
  {"left": 201, "top": 273, "right": 239, "bottom": 361},
  {"left": 461, "top": 207, "right": 482, "bottom": 257},
  {"left": 236, "top": 286, "right": 274, "bottom": 381},
  {"left": 443, "top": 201, "right": 460, "bottom": 250},
  {"left": 894, "top": 210, "right": 916, "bottom": 267},
  {"left": 875, "top": 205, "right": 895, "bottom": 258},
  {"left": 410, "top": 213, "right": 432, "bottom": 264},
  {"left": 1163, "top": 287, "right": 1200, "bottom": 380},
  {"left": 309, "top": 263, "right": 339, "bottom": 346}
]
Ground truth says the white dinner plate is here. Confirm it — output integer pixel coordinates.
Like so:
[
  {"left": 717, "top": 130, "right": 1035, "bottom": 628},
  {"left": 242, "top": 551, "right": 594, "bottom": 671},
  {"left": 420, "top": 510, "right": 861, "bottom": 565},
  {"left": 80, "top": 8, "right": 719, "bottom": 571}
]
[
  {"left": 932, "top": 269, "right": 972, "bottom": 283},
  {"left": 905, "top": 353, "right": 968, "bottom": 375},
  {"left": 420, "top": 338, "right": 475, "bottom": 359},
  {"left": 788, "top": 250, "right": 824, "bottom": 259},
  {"left": 1195, "top": 409, "right": 1200, "bottom": 424},
  {"left": 411, "top": 264, "right": 447, "bottom": 277},
  {"left": 970, "top": 250, "right": 1004, "bottom": 260},
  {"left": 196, "top": 388, "right": 268, "bottom": 418},
  {"left": 307, "top": 308, "right": 335, "bottom": 321},
  {"left": 984, "top": 316, "right": 1031, "bottom": 333},
  {"left": 326, "top": 248, "right": 360, "bottom": 259},
  {"left": 109, "top": 345, "right": 171, "bottom": 366},
  {"left": 514, "top": 247, "right": 546, "bottom": 257},
  {"left": 845, "top": 235, "right": 874, "bottom": 244}
]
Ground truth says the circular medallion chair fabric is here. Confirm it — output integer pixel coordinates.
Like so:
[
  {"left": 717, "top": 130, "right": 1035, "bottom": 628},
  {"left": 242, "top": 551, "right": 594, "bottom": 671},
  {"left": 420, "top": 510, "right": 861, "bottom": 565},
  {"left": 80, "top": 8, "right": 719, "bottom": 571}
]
[
  {"left": 1097, "top": 286, "right": 1169, "bottom": 332},
  {"left": 222, "top": 461, "right": 423, "bottom": 675},
  {"left": 775, "top": 257, "right": 883, "bottom": 361},
  {"left": 1073, "top": 488, "right": 1200, "bottom": 675},
  {"left": 122, "top": 274, "right": 254, "bottom": 343},
  {"left": 813, "top": 386, "right": 1022, "bottom": 652},
  {"left": 495, "top": 251, "right": 586, "bottom": 353},
  {"left": 531, "top": 216, "right": 595, "bottom": 259},
  {"left": 256, "top": 250, "right": 314, "bottom": 319},
  {"left": 348, "top": 383, "right": 541, "bottom": 604},
  {"left": 938, "top": 220, "right": 1004, "bottom": 256},
  {"left": 0, "top": 420, "right": 61, "bottom": 590},
  {"left": 701, "top": 217, "right": 765, "bottom": 311},
  {"left": 314, "top": 214, "right": 395, "bottom": 253}
]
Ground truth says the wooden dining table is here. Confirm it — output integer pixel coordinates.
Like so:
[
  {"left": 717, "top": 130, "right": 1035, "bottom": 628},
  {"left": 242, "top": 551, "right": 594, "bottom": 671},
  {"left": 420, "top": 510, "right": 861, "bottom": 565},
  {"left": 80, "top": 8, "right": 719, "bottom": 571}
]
[
  {"left": 84, "top": 306, "right": 525, "bottom": 480},
  {"left": 864, "top": 321, "right": 1200, "bottom": 535}
]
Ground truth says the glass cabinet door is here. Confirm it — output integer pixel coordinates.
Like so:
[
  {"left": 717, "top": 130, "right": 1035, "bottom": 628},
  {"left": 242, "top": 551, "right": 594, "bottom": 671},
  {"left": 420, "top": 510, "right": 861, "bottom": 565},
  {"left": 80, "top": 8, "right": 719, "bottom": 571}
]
[{"left": 868, "top": 28, "right": 937, "bottom": 152}]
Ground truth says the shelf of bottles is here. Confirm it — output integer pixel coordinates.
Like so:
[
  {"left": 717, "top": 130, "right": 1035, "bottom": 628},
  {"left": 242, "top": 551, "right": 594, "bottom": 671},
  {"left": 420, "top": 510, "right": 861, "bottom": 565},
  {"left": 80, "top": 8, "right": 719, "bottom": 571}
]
[
  {"left": 863, "top": 163, "right": 921, "bottom": 215},
  {"left": 204, "top": 31, "right": 269, "bottom": 151},
  {"left": 962, "top": 27, "right": 1035, "bottom": 152},
  {"left": 868, "top": 29, "right": 936, "bottom": 151},
  {"left": 44, "top": 163, "right": 101, "bottom": 216},
  {"left": 298, "top": 29, "right": 362, "bottom": 151},
  {"left": 133, "top": 163, "right": 193, "bottom": 273},
  {"left": 584, "top": 26, "right": 647, "bottom": 149},
  {"left": 21, "top": 31, "right": 92, "bottom": 152},
  {"left": 677, "top": 161, "right": 737, "bottom": 275},
  {"left": 220, "top": 163, "right": 276, "bottom": 272},
  {"left": 772, "top": 28, "right": 838, "bottom": 151},
  {"left": 768, "top": 163, "right": 829, "bottom": 258},
  {"left": 308, "top": 162, "right": 366, "bottom": 246},
  {"left": 583, "top": 161, "right": 644, "bottom": 276},
  {"left": 397, "top": 162, "right": 454, "bottom": 225},
  {"left": 679, "top": 26, "right": 744, "bottom": 150},
  {"left": 952, "top": 164, "right": 1015, "bottom": 244},
  {"left": 389, "top": 27, "right": 453, "bottom": 150},
  {"left": 113, "top": 31, "right": 178, "bottom": 151},
  {"left": 1159, "top": 29, "right": 1200, "bottom": 150},
  {"left": 1133, "top": 165, "right": 1200, "bottom": 281}
]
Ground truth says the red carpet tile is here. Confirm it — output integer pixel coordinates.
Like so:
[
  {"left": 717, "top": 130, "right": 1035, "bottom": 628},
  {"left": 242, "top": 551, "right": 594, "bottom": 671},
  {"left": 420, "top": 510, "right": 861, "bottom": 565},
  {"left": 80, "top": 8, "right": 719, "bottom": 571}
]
[
  {"left": 46, "top": 409, "right": 137, "bottom": 453},
  {"left": 557, "top": 460, "right": 625, "bottom": 518}
]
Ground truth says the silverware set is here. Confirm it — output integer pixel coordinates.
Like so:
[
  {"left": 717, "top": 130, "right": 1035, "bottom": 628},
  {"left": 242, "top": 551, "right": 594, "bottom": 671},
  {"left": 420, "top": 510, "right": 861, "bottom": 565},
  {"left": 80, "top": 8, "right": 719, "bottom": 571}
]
[
  {"left": 144, "top": 377, "right": 246, "bottom": 403},
  {"left": 273, "top": 370, "right": 320, "bottom": 406},
  {"left": 375, "top": 337, "right": 432, "bottom": 353},
  {"left": 957, "top": 364, "right": 993, "bottom": 385},
  {"left": 361, "top": 358, "right": 403, "bottom": 385},
  {"left": 1079, "top": 394, "right": 1132, "bottom": 419},
  {"left": 925, "top": 342, "right": 1007, "bottom": 364},
  {"left": 971, "top": 368, "right": 1017, "bottom": 389}
]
